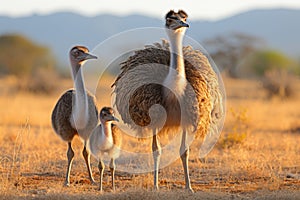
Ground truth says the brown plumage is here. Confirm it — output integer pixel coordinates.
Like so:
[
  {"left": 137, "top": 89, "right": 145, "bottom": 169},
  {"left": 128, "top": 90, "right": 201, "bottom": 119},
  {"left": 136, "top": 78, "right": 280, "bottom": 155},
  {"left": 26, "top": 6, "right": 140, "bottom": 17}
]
[
  {"left": 52, "top": 90, "right": 98, "bottom": 142},
  {"left": 113, "top": 41, "right": 222, "bottom": 138},
  {"left": 51, "top": 46, "right": 98, "bottom": 186},
  {"left": 112, "top": 10, "right": 224, "bottom": 192},
  {"left": 87, "top": 107, "right": 122, "bottom": 191}
]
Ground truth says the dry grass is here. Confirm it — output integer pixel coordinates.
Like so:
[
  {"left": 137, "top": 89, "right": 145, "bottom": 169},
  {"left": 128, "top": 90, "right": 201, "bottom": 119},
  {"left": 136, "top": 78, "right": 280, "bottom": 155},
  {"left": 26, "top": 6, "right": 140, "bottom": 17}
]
[{"left": 0, "top": 75, "right": 299, "bottom": 199}]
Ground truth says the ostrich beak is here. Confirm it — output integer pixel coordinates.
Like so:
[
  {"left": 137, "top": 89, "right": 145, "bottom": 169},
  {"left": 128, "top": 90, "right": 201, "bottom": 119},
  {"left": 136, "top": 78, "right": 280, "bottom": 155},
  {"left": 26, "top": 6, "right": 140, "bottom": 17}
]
[
  {"left": 81, "top": 52, "right": 98, "bottom": 61},
  {"left": 112, "top": 116, "right": 119, "bottom": 122},
  {"left": 179, "top": 20, "right": 189, "bottom": 28},
  {"left": 170, "top": 19, "right": 189, "bottom": 30},
  {"left": 106, "top": 114, "right": 119, "bottom": 122},
  {"left": 84, "top": 53, "right": 97, "bottom": 60}
]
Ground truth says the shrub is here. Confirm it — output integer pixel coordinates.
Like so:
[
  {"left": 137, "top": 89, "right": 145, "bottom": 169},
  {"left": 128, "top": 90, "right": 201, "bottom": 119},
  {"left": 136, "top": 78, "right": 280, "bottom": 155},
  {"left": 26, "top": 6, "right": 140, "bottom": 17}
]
[
  {"left": 28, "top": 68, "right": 60, "bottom": 94},
  {"left": 0, "top": 34, "right": 55, "bottom": 77},
  {"left": 218, "top": 107, "right": 249, "bottom": 149},
  {"left": 263, "top": 69, "right": 296, "bottom": 99},
  {"left": 244, "top": 50, "right": 298, "bottom": 99},
  {"left": 0, "top": 34, "right": 60, "bottom": 94}
]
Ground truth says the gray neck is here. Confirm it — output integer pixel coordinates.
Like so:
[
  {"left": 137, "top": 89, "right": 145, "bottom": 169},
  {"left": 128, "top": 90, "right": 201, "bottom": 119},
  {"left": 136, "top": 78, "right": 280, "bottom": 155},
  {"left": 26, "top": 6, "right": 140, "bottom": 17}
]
[
  {"left": 71, "top": 64, "right": 89, "bottom": 129},
  {"left": 163, "top": 29, "right": 187, "bottom": 97},
  {"left": 169, "top": 33, "right": 185, "bottom": 77}
]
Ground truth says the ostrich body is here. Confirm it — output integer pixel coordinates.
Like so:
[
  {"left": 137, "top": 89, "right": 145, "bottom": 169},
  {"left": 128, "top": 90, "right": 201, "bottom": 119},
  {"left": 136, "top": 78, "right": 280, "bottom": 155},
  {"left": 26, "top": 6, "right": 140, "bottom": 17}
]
[
  {"left": 88, "top": 107, "right": 122, "bottom": 191},
  {"left": 112, "top": 10, "right": 224, "bottom": 192},
  {"left": 51, "top": 46, "right": 98, "bottom": 186}
]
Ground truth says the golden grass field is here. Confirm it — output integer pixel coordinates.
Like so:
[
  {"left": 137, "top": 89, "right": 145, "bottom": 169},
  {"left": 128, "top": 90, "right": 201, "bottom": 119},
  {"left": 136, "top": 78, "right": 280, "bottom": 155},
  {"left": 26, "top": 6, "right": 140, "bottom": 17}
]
[{"left": 0, "top": 75, "right": 299, "bottom": 199}]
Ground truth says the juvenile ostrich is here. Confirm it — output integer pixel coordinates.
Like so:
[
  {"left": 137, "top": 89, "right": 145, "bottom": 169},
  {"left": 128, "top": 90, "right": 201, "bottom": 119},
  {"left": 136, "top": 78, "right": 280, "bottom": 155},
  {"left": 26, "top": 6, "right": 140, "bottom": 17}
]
[
  {"left": 112, "top": 10, "right": 224, "bottom": 192},
  {"left": 51, "top": 46, "right": 98, "bottom": 186},
  {"left": 88, "top": 107, "right": 122, "bottom": 191}
]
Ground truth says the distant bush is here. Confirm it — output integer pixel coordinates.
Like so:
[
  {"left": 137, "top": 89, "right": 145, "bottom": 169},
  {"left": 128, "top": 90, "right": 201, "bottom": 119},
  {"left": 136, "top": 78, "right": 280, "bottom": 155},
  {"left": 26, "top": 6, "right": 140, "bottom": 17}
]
[
  {"left": 18, "top": 68, "right": 60, "bottom": 94},
  {"left": 244, "top": 50, "right": 298, "bottom": 99},
  {"left": 250, "top": 50, "right": 296, "bottom": 75},
  {"left": 0, "top": 34, "right": 59, "bottom": 93},
  {"left": 263, "top": 69, "right": 296, "bottom": 98}
]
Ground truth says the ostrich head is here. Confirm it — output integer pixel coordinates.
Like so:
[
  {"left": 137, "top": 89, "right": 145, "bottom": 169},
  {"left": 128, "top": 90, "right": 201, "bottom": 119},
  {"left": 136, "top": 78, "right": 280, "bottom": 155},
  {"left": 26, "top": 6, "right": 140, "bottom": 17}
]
[
  {"left": 100, "top": 107, "right": 119, "bottom": 123},
  {"left": 165, "top": 10, "right": 189, "bottom": 33},
  {"left": 69, "top": 46, "right": 97, "bottom": 69}
]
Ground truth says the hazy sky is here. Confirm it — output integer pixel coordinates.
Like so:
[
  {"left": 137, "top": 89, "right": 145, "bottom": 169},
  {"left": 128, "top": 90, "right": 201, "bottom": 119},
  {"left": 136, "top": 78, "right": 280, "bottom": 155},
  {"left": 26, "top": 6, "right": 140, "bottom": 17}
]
[{"left": 1, "top": 0, "right": 300, "bottom": 20}]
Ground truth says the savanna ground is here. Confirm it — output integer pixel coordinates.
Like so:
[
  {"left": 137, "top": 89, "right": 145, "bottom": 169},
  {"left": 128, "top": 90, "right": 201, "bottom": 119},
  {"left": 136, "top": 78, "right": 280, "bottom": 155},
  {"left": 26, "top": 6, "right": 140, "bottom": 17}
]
[{"left": 0, "top": 75, "right": 299, "bottom": 199}]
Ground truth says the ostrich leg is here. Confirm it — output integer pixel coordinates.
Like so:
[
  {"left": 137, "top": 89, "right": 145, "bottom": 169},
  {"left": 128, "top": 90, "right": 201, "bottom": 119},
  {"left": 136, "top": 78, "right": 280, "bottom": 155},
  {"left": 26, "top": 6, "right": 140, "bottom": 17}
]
[
  {"left": 180, "top": 129, "right": 194, "bottom": 192},
  {"left": 65, "top": 142, "right": 74, "bottom": 186},
  {"left": 82, "top": 145, "right": 95, "bottom": 184},
  {"left": 152, "top": 130, "right": 161, "bottom": 190},
  {"left": 109, "top": 158, "right": 116, "bottom": 191},
  {"left": 98, "top": 160, "right": 105, "bottom": 191}
]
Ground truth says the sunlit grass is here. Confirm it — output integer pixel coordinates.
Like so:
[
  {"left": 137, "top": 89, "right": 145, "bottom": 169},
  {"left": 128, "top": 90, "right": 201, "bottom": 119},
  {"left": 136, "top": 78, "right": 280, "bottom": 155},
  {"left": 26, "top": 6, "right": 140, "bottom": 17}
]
[{"left": 0, "top": 76, "right": 299, "bottom": 199}]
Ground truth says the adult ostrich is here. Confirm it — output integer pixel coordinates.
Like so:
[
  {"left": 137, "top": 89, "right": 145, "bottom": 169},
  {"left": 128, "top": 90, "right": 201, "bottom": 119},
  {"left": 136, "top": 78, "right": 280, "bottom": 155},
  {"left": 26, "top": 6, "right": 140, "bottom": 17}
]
[
  {"left": 112, "top": 10, "right": 224, "bottom": 192},
  {"left": 51, "top": 46, "right": 98, "bottom": 186}
]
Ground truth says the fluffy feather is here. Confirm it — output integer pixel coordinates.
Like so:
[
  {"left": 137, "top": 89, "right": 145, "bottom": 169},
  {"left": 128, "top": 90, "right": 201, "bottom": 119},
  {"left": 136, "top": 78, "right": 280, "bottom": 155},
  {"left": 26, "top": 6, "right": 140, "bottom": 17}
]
[
  {"left": 51, "top": 89, "right": 98, "bottom": 141},
  {"left": 112, "top": 40, "right": 223, "bottom": 139}
]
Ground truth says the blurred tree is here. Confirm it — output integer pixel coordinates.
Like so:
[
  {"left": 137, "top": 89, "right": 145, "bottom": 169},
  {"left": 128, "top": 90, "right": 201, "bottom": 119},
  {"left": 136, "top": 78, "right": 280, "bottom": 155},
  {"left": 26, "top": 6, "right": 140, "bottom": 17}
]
[
  {"left": 204, "top": 32, "right": 264, "bottom": 78},
  {"left": 249, "top": 50, "right": 297, "bottom": 75},
  {"left": 0, "top": 34, "right": 54, "bottom": 77},
  {"left": 0, "top": 34, "right": 58, "bottom": 93},
  {"left": 247, "top": 50, "right": 298, "bottom": 98}
]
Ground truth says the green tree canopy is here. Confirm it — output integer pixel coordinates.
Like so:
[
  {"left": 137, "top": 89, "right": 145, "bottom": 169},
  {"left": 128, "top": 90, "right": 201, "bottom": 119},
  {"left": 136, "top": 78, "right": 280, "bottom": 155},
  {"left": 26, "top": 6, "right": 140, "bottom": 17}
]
[
  {"left": 244, "top": 50, "right": 298, "bottom": 98},
  {"left": 0, "top": 34, "right": 54, "bottom": 77},
  {"left": 249, "top": 50, "right": 297, "bottom": 76}
]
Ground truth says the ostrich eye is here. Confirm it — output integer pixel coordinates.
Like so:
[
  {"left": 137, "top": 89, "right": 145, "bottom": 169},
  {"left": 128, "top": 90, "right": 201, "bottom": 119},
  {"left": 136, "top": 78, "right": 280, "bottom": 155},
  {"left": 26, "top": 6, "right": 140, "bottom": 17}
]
[
  {"left": 74, "top": 51, "right": 79, "bottom": 57},
  {"left": 103, "top": 113, "right": 107, "bottom": 116}
]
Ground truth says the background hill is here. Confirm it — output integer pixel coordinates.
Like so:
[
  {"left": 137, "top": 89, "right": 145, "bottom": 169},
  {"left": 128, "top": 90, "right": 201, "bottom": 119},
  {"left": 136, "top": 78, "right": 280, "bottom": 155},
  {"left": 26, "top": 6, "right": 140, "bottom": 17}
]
[{"left": 0, "top": 8, "right": 299, "bottom": 66}]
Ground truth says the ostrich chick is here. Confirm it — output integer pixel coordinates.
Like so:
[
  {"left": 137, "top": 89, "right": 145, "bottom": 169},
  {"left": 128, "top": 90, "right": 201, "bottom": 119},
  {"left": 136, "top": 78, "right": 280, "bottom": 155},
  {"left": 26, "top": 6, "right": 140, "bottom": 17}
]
[{"left": 88, "top": 107, "right": 122, "bottom": 191}]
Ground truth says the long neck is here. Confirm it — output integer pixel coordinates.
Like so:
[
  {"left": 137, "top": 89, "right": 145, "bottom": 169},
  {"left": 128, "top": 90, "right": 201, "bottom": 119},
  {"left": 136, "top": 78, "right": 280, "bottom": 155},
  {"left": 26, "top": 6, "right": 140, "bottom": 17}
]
[
  {"left": 164, "top": 29, "right": 187, "bottom": 97},
  {"left": 71, "top": 64, "right": 89, "bottom": 129},
  {"left": 100, "top": 120, "right": 113, "bottom": 138},
  {"left": 169, "top": 32, "right": 185, "bottom": 77}
]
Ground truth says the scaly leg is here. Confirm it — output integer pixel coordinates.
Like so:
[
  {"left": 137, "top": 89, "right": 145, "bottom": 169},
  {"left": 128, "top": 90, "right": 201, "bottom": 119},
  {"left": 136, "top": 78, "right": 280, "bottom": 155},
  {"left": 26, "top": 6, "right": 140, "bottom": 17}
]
[
  {"left": 180, "top": 129, "right": 194, "bottom": 192},
  {"left": 152, "top": 130, "right": 161, "bottom": 190},
  {"left": 109, "top": 158, "right": 116, "bottom": 191},
  {"left": 64, "top": 142, "right": 74, "bottom": 186},
  {"left": 98, "top": 160, "right": 105, "bottom": 191},
  {"left": 82, "top": 145, "right": 95, "bottom": 185}
]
